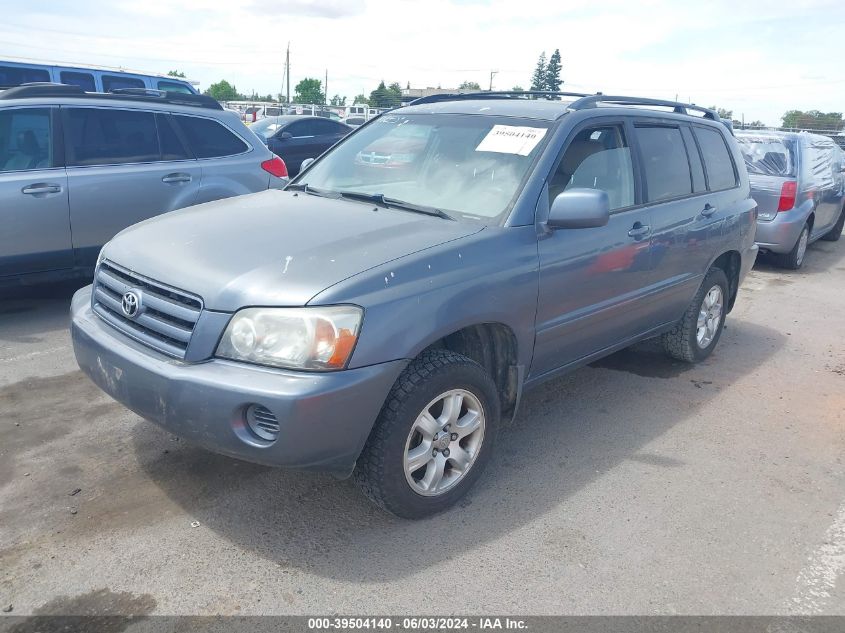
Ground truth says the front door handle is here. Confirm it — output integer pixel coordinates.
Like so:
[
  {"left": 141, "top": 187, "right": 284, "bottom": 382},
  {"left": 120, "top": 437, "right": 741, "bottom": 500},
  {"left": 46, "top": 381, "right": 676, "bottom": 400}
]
[
  {"left": 701, "top": 203, "right": 717, "bottom": 217},
  {"left": 627, "top": 224, "right": 651, "bottom": 239},
  {"left": 22, "top": 183, "right": 62, "bottom": 195},
  {"left": 162, "top": 173, "right": 192, "bottom": 184}
]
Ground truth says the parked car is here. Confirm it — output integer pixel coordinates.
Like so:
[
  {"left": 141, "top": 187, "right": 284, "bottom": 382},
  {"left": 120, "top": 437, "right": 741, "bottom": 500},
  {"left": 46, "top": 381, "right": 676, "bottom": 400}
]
[
  {"left": 71, "top": 93, "right": 757, "bottom": 518},
  {"left": 249, "top": 115, "right": 351, "bottom": 175},
  {"left": 735, "top": 130, "right": 845, "bottom": 268},
  {"left": 0, "top": 83, "right": 287, "bottom": 286},
  {"left": 342, "top": 116, "right": 366, "bottom": 128}
]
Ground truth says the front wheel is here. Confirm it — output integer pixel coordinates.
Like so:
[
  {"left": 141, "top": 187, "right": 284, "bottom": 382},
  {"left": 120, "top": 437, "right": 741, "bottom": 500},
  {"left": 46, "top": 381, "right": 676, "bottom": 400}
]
[
  {"left": 662, "top": 267, "right": 729, "bottom": 363},
  {"left": 354, "top": 349, "right": 499, "bottom": 519}
]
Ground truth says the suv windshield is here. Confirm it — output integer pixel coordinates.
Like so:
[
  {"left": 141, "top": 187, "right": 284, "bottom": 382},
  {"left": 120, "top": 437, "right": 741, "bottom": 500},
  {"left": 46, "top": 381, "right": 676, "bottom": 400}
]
[
  {"left": 297, "top": 113, "right": 552, "bottom": 221},
  {"left": 736, "top": 135, "right": 797, "bottom": 177}
]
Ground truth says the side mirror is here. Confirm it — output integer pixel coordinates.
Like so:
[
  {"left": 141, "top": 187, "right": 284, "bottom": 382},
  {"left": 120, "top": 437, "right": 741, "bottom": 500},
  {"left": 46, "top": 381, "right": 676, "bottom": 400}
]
[
  {"left": 547, "top": 188, "right": 611, "bottom": 229},
  {"left": 278, "top": 131, "right": 293, "bottom": 140},
  {"left": 300, "top": 157, "right": 315, "bottom": 171}
]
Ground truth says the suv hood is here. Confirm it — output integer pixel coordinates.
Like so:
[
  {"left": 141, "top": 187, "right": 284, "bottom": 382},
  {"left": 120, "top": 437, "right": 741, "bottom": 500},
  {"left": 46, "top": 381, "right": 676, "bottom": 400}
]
[{"left": 103, "top": 190, "right": 483, "bottom": 311}]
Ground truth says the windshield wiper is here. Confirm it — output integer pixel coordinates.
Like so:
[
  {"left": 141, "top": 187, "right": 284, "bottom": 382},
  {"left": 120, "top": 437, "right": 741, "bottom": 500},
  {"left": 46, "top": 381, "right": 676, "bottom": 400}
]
[
  {"left": 285, "top": 183, "right": 337, "bottom": 198},
  {"left": 337, "top": 191, "right": 454, "bottom": 220}
]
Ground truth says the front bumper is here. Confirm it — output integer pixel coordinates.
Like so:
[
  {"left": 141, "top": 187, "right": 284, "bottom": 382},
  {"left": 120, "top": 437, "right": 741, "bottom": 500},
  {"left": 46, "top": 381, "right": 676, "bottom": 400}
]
[
  {"left": 755, "top": 207, "right": 810, "bottom": 254},
  {"left": 71, "top": 286, "right": 406, "bottom": 476}
]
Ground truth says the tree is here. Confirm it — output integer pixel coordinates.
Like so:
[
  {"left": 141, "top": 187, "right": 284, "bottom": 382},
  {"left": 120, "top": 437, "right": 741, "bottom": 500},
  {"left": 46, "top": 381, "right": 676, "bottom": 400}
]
[
  {"left": 512, "top": 85, "right": 524, "bottom": 92},
  {"left": 530, "top": 51, "right": 547, "bottom": 91},
  {"left": 545, "top": 49, "right": 562, "bottom": 92},
  {"left": 353, "top": 93, "right": 369, "bottom": 106},
  {"left": 459, "top": 80, "right": 481, "bottom": 91},
  {"left": 167, "top": 70, "right": 186, "bottom": 78},
  {"left": 204, "top": 79, "right": 240, "bottom": 102},
  {"left": 782, "top": 110, "right": 844, "bottom": 131},
  {"left": 330, "top": 94, "right": 347, "bottom": 106},
  {"left": 369, "top": 81, "right": 402, "bottom": 108},
  {"left": 294, "top": 78, "right": 325, "bottom": 104}
]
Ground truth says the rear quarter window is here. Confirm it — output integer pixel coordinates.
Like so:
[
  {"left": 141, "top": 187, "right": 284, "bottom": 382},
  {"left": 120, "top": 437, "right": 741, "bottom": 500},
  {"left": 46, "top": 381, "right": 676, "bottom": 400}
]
[
  {"left": 173, "top": 115, "right": 249, "bottom": 158},
  {"left": 694, "top": 126, "right": 738, "bottom": 190},
  {"left": 102, "top": 75, "right": 146, "bottom": 91},
  {"left": 0, "top": 65, "right": 50, "bottom": 87}
]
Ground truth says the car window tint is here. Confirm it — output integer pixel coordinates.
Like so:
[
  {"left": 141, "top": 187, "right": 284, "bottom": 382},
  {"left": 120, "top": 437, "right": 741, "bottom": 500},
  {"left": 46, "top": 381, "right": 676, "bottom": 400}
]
[
  {"left": 0, "top": 65, "right": 50, "bottom": 88},
  {"left": 156, "top": 114, "right": 190, "bottom": 160},
  {"left": 173, "top": 115, "right": 248, "bottom": 158},
  {"left": 694, "top": 126, "right": 737, "bottom": 191},
  {"left": 157, "top": 80, "right": 193, "bottom": 94},
  {"left": 102, "top": 75, "right": 146, "bottom": 91},
  {"left": 65, "top": 108, "right": 159, "bottom": 166},
  {"left": 0, "top": 108, "right": 53, "bottom": 172},
  {"left": 636, "top": 125, "right": 692, "bottom": 202},
  {"left": 61, "top": 71, "right": 96, "bottom": 92},
  {"left": 287, "top": 120, "right": 316, "bottom": 137},
  {"left": 680, "top": 127, "right": 706, "bottom": 193},
  {"left": 550, "top": 125, "right": 635, "bottom": 210},
  {"left": 311, "top": 119, "right": 343, "bottom": 135}
]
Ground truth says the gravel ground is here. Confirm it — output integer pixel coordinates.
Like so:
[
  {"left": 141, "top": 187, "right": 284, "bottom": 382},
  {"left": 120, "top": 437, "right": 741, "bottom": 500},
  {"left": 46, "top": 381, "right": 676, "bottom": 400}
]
[{"left": 0, "top": 239, "right": 843, "bottom": 616}]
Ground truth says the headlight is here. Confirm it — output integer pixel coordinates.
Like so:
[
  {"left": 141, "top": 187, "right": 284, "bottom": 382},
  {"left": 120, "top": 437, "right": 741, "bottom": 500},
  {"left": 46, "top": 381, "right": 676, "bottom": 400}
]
[
  {"left": 96, "top": 242, "right": 109, "bottom": 267},
  {"left": 216, "top": 306, "right": 363, "bottom": 371}
]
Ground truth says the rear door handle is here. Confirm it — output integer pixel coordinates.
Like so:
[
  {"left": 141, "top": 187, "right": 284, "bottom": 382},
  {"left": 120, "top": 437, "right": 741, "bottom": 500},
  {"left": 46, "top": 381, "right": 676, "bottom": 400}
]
[
  {"left": 162, "top": 173, "right": 192, "bottom": 183},
  {"left": 627, "top": 225, "right": 651, "bottom": 239},
  {"left": 701, "top": 203, "right": 717, "bottom": 217},
  {"left": 22, "top": 183, "right": 62, "bottom": 195}
]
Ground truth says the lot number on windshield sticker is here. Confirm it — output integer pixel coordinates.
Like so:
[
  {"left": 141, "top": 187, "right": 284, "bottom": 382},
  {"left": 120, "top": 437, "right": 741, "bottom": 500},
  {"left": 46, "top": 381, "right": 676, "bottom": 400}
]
[{"left": 476, "top": 125, "right": 547, "bottom": 156}]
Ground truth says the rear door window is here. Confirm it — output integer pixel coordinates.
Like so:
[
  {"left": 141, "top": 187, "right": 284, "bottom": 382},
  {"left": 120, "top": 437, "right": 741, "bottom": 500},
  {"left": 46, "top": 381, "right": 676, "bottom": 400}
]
[
  {"left": 694, "top": 126, "right": 738, "bottom": 191},
  {"left": 0, "top": 65, "right": 50, "bottom": 88},
  {"left": 286, "top": 120, "right": 318, "bottom": 137},
  {"left": 65, "top": 107, "right": 160, "bottom": 166},
  {"left": 635, "top": 125, "right": 692, "bottom": 202},
  {"left": 0, "top": 108, "right": 54, "bottom": 172},
  {"left": 173, "top": 115, "right": 249, "bottom": 158},
  {"left": 102, "top": 75, "right": 145, "bottom": 91},
  {"left": 61, "top": 71, "right": 96, "bottom": 92}
]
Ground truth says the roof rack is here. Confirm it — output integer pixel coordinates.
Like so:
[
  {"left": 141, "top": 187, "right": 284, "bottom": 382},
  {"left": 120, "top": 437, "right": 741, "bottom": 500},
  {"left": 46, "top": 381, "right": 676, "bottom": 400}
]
[
  {"left": 0, "top": 83, "right": 222, "bottom": 110},
  {"left": 410, "top": 90, "right": 594, "bottom": 105},
  {"left": 567, "top": 95, "right": 720, "bottom": 120}
]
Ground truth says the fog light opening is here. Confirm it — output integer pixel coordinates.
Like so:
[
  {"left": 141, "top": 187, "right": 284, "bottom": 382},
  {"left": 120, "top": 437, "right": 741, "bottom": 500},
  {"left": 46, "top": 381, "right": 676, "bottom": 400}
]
[{"left": 244, "top": 404, "right": 280, "bottom": 442}]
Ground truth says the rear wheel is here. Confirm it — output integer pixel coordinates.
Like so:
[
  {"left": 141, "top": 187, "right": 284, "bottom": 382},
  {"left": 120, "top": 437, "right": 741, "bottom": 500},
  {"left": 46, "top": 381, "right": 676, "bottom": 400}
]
[
  {"left": 354, "top": 349, "right": 499, "bottom": 519},
  {"left": 820, "top": 206, "right": 844, "bottom": 242},
  {"left": 775, "top": 222, "right": 810, "bottom": 269},
  {"left": 662, "top": 267, "right": 729, "bottom": 363}
]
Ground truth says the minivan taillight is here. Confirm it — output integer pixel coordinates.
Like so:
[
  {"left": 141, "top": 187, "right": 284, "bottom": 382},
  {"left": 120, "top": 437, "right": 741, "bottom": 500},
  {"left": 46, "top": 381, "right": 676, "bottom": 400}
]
[
  {"left": 261, "top": 156, "right": 288, "bottom": 178},
  {"left": 777, "top": 181, "right": 797, "bottom": 212}
]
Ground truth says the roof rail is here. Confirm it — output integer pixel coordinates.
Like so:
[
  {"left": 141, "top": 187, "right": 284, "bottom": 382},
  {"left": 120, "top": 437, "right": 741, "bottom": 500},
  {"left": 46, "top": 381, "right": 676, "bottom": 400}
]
[
  {"left": 410, "top": 90, "right": 595, "bottom": 105},
  {"left": 567, "top": 95, "right": 720, "bottom": 120},
  {"left": 0, "top": 83, "right": 222, "bottom": 110}
]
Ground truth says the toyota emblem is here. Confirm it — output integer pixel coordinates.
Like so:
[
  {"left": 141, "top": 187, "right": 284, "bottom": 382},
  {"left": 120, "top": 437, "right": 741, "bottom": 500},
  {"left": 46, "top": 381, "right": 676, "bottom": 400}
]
[{"left": 121, "top": 291, "right": 140, "bottom": 318}]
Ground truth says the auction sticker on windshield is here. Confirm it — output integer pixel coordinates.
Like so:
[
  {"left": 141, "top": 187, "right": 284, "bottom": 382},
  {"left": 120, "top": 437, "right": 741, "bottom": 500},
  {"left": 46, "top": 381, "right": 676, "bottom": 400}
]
[{"left": 475, "top": 125, "right": 547, "bottom": 156}]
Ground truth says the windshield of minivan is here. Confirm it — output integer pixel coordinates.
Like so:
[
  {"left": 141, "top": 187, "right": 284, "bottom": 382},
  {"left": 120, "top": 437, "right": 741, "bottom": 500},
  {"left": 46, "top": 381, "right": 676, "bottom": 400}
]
[
  {"left": 736, "top": 135, "right": 797, "bottom": 177},
  {"left": 296, "top": 113, "right": 551, "bottom": 221}
]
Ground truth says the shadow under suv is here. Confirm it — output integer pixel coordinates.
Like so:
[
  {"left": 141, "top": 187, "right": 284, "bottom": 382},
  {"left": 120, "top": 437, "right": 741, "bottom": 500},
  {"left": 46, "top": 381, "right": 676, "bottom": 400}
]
[
  {"left": 71, "top": 92, "right": 758, "bottom": 518},
  {"left": 0, "top": 83, "right": 288, "bottom": 287}
]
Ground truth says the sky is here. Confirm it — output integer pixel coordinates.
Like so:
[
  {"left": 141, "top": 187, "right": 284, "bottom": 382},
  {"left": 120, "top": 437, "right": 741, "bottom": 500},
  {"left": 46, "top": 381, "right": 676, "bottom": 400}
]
[{"left": 2, "top": 0, "right": 844, "bottom": 127}]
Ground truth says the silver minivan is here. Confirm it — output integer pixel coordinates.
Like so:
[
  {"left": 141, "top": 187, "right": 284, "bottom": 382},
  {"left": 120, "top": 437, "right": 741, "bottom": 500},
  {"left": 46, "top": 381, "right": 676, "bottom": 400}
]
[
  {"left": 735, "top": 131, "right": 845, "bottom": 269},
  {"left": 0, "top": 84, "right": 288, "bottom": 287}
]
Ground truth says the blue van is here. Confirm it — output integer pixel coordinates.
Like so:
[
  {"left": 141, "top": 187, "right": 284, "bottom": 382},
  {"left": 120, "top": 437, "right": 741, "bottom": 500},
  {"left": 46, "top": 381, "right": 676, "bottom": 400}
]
[{"left": 0, "top": 60, "right": 197, "bottom": 94}]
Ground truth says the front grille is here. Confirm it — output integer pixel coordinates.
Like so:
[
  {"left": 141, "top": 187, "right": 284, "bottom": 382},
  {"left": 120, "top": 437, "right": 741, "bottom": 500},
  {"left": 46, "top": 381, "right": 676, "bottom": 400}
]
[
  {"left": 92, "top": 261, "right": 203, "bottom": 359},
  {"left": 246, "top": 405, "right": 280, "bottom": 441}
]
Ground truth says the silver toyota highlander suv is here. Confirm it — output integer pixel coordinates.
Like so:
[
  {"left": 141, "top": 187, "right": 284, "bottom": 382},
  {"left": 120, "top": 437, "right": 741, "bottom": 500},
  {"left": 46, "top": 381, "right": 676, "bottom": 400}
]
[{"left": 0, "top": 83, "right": 288, "bottom": 287}]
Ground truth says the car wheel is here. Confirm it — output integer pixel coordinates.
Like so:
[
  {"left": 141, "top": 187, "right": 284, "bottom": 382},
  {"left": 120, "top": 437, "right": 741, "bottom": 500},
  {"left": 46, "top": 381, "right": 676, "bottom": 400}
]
[
  {"left": 662, "top": 267, "right": 729, "bottom": 363},
  {"left": 820, "top": 206, "right": 844, "bottom": 242},
  {"left": 354, "top": 349, "right": 499, "bottom": 519},
  {"left": 776, "top": 222, "right": 810, "bottom": 269}
]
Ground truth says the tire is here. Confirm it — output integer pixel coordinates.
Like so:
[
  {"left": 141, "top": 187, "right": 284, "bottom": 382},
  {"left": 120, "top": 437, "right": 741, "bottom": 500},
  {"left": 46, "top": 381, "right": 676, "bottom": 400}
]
[
  {"left": 354, "top": 349, "right": 500, "bottom": 519},
  {"left": 820, "top": 206, "right": 844, "bottom": 242},
  {"left": 775, "top": 222, "right": 810, "bottom": 269},
  {"left": 662, "top": 267, "right": 729, "bottom": 363}
]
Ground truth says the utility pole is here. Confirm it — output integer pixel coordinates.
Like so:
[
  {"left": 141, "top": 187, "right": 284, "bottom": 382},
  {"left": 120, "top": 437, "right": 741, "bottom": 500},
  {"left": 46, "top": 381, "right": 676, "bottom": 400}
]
[
  {"left": 325, "top": 68, "right": 328, "bottom": 105},
  {"left": 285, "top": 42, "right": 291, "bottom": 104},
  {"left": 489, "top": 70, "right": 498, "bottom": 91}
]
